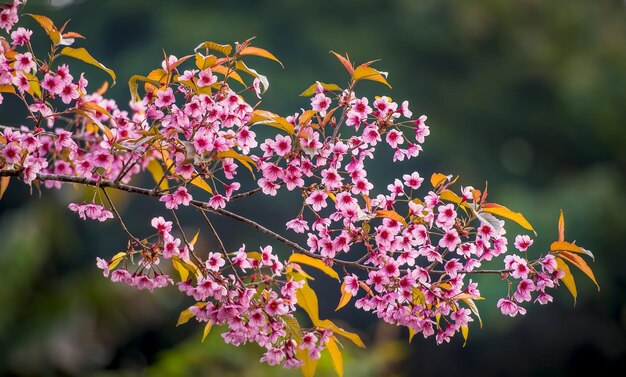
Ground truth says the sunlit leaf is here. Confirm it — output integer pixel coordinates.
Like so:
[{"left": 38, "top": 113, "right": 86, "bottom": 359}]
[
  {"left": 289, "top": 253, "right": 339, "bottom": 281},
  {"left": 195, "top": 53, "right": 218, "bottom": 70},
  {"left": 236, "top": 60, "right": 269, "bottom": 93},
  {"left": 295, "top": 278, "right": 320, "bottom": 324},
  {"left": 559, "top": 251, "right": 599, "bottom": 291},
  {"left": 189, "top": 230, "right": 200, "bottom": 247},
  {"left": 558, "top": 209, "right": 565, "bottom": 241},
  {"left": 176, "top": 302, "right": 207, "bottom": 326},
  {"left": 430, "top": 173, "right": 449, "bottom": 188},
  {"left": 315, "top": 319, "right": 365, "bottom": 349},
  {"left": 439, "top": 189, "right": 471, "bottom": 209},
  {"left": 326, "top": 336, "right": 344, "bottom": 377},
  {"left": 375, "top": 209, "right": 407, "bottom": 226},
  {"left": 128, "top": 75, "right": 160, "bottom": 102},
  {"left": 461, "top": 325, "right": 469, "bottom": 347},
  {"left": 461, "top": 298, "right": 483, "bottom": 328},
  {"left": 352, "top": 65, "right": 391, "bottom": 88},
  {"left": 481, "top": 203, "right": 535, "bottom": 234},
  {"left": 24, "top": 73, "right": 41, "bottom": 98},
  {"left": 239, "top": 46, "right": 283, "bottom": 67},
  {"left": 73, "top": 109, "right": 113, "bottom": 141},
  {"left": 250, "top": 110, "right": 295, "bottom": 135},
  {"left": 60, "top": 47, "right": 116, "bottom": 84},
  {"left": 556, "top": 257, "right": 577, "bottom": 305},
  {"left": 281, "top": 315, "right": 303, "bottom": 344},
  {"left": 335, "top": 282, "right": 352, "bottom": 311},
  {"left": 201, "top": 321, "right": 213, "bottom": 342},
  {"left": 108, "top": 251, "right": 126, "bottom": 270},
  {"left": 211, "top": 64, "right": 246, "bottom": 86},
  {"left": 172, "top": 256, "right": 200, "bottom": 281},
  {"left": 300, "top": 82, "right": 342, "bottom": 97}
]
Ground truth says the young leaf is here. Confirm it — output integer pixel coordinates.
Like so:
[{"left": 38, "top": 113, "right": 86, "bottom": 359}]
[
  {"left": 201, "top": 321, "right": 213, "bottom": 342},
  {"left": 481, "top": 203, "right": 535, "bottom": 234},
  {"left": 335, "top": 282, "right": 352, "bottom": 311},
  {"left": 281, "top": 315, "right": 303, "bottom": 344},
  {"left": 239, "top": 46, "right": 283, "bottom": 67},
  {"left": 289, "top": 253, "right": 339, "bottom": 281},
  {"left": 146, "top": 160, "right": 169, "bottom": 191},
  {"left": 330, "top": 51, "right": 354, "bottom": 74},
  {"left": 556, "top": 257, "right": 577, "bottom": 305},
  {"left": 27, "top": 14, "right": 61, "bottom": 45},
  {"left": 558, "top": 209, "right": 565, "bottom": 241},
  {"left": 211, "top": 64, "right": 246, "bottom": 86},
  {"left": 375, "top": 209, "right": 407, "bottom": 226},
  {"left": 352, "top": 65, "right": 391, "bottom": 88},
  {"left": 295, "top": 279, "right": 320, "bottom": 323},
  {"left": 559, "top": 251, "right": 600, "bottom": 291},
  {"left": 60, "top": 47, "right": 116, "bottom": 84},
  {"left": 326, "top": 336, "right": 344, "bottom": 377}
]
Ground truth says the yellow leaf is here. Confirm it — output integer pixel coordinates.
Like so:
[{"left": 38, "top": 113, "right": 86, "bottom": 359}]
[
  {"left": 296, "top": 348, "right": 318, "bottom": 377},
  {"left": 430, "top": 173, "right": 448, "bottom": 188},
  {"left": 216, "top": 149, "right": 256, "bottom": 173},
  {"left": 73, "top": 109, "right": 113, "bottom": 141},
  {"left": 0, "top": 85, "right": 15, "bottom": 94},
  {"left": 239, "top": 46, "right": 283, "bottom": 67},
  {"left": 176, "top": 302, "right": 207, "bottom": 326},
  {"left": 0, "top": 176, "right": 10, "bottom": 200},
  {"left": 195, "top": 41, "right": 233, "bottom": 56},
  {"left": 326, "top": 336, "right": 344, "bottom": 377},
  {"left": 189, "top": 230, "right": 200, "bottom": 247},
  {"left": 246, "top": 251, "right": 263, "bottom": 261},
  {"left": 300, "top": 82, "right": 342, "bottom": 97},
  {"left": 375, "top": 209, "right": 407, "bottom": 226},
  {"left": 60, "top": 47, "right": 116, "bottom": 84},
  {"left": 172, "top": 256, "right": 200, "bottom": 281},
  {"left": 295, "top": 279, "right": 320, "bottom": 324},
  {"left": 329, "top": 51, "right": 354, "bottom": 74},
  {"left": 335, "top": 282, "right": 352, "bottom": 311},
  {"left": 559, "top": 251, "right": 600, "bottom": 291},
  {"left": 289, "top": 253, "right": 339, "bottom": 281},
  {"left": 352, "top": 65, "right": 391, "bottom": 88},
  {"left": 195, "top": 53, "right": 218, "bottom": 70},
  {"left": 24, "top": 73, "right": 41, "bottom": 98},
  {"left": 235, "top": 60, "right": 269, "bottom": 93},
  {"left": 556, "top": 257, "right": 577, "bottom": 305},
  {"left": 146, "top": 159, "right": 169, "bottom": 191},
  {"left": 250, "top": 110, "right": 295, "bottom": 135},
  {"left": 408, "top": 328, "right": 416, "bottom": 343},
  {"left": 281, "top": 315, "right": 303, "bottom": 344},
  {"left": 80, "top": 101, "right": 112, "bottom": 119},
  {"left": 27, "top": 14, "right": 61, "bottom": 45},
  {"left": 189, "top": 175, "right": 213, "bottom": 194},
  {"left": 551, "top": 241, "right": 594, "bottom": 260},
  {"left": 201, "top": 321, "right": 213, "bottom": 342},
  {"left": 128, "top": 75, "right": 161, "bottom": 102},
  {"left": 461, "top": 325, "right": 469, "bottom": 347},
  {"left": 108, "top": 251, "right": 126, "bottom": 271},
  {"left": 481, "top": 203, "right": 535, "bottom": 234},
  {"left": 315, "top": 319, "right": 365, "bottom": 349},
  {"left": 439, "top": 189, "right": 471, "bottom": 209},
  {"left": 461, "top": 298, "right": 483, "bottom": 328}
]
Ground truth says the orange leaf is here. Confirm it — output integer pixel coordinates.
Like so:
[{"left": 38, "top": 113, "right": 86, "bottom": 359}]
[
  {"left": 194, "top": 41, "right": 232, "bottom": 56},
  {"left": 335, "top": 282, "right": 352, "bottom": 311},
  {"left": 239, "top": 46, "right": 283, "bottom": 67},
  {"left": 289, "top": 253, "right": 339, "bottom": 281},
  {"left": 330, "top": 51, "right": 354, "bottom": 74},
  {"left": 556, "top": 257, "right": 577, "bottom": 305},
  {"left": 559, "top": 251, "right": 599, "bottom": 291},
  {"left": 551, "top": 241, "right": 594, "bottom": 260},
  {"left": 0, "top": 177, "right": 9, "bottom": 200},
  {"left": 375, "top": 209, "right": 407, "bottom": 226},
  {"left": 27, "top": 14, "right": 61, "bottom": 45},
  {"left": 430, "top": 173, "right": 448, "bottom": 188},
  {"left": 558, "top": 209, "right": 565, "bottom": 242}
]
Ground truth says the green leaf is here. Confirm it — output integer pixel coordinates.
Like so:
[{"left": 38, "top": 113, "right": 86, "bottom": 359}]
[{"left": 60, "top": 47, "right": 116, "bottom": 84}]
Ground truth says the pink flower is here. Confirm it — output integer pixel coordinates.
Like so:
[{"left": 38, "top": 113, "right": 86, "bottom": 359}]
[
  {"left": 286, "top": 217, "right": 309, "bottom": 233},
  {"left": 321, "top": 168, "right": 342, "bottom": 190},
  {"left": 96, "top": 257, "right": 110, "bottom": 277},
  {"left": 305, "top": 190, "right": 328, "bottom": 211},
  {"left": 13, "top": 52, "right": 36, "bottom": 73},
  {"left": 414, "top": 115, "right": 430, "bottom": 143},
  {"left": 155, "top": 87, "right": 175, "bottom": 107},
  {"left": 344, "top": 274, "right": 360, "bottom": 296},
  {"left": 10, "top": 27, "right": 32, "bottom": 46},
  {"left": 514, "top": 279, "right": 536, "bottom": 302},
  {"left": 497, "top": 298, "right": 524, "bottom": 317},
  {"left": 151, "top": 216, "right": 172, "bottom": 236},
  {"left": 444, "top": 258, "right": 464, "bottom": 278},
  {"left": 311, "top": 93, "right": 331, "bottom": 116},
  {"left": 439, "top": 229, "right": 461, "bottom": 251},
  {"left": 272, "top": 134, "right": 292, "bottom": 156},
  {"left": 197, "top": 68, "right": 217, "bottom": 87},
  {"left": 403, "top": 172, "right": 424, "bottom": 190},
  {"left": 514, "top": 234, "right": 533, "bottom": 252},
  {"left": 206, "top": 252, "right": 225, "bottom": 272},
  {"left": 504, "top": 255, "right": 530, "bottom": 279},
  {"left": 385, "top": 129, "right": 403, "bottom": 149},
  {"left": 260, "top": 347, "right": 285, "bottom": 366}
]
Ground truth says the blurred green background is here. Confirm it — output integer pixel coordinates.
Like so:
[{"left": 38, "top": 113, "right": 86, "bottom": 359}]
[{"left": 1, "top": 0, "right": 625, "bottom": 375}]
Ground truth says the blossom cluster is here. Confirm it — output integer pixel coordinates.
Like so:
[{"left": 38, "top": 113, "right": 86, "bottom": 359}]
[{"left": 0, "top": 2, "right": 596, "bottom": 372}]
